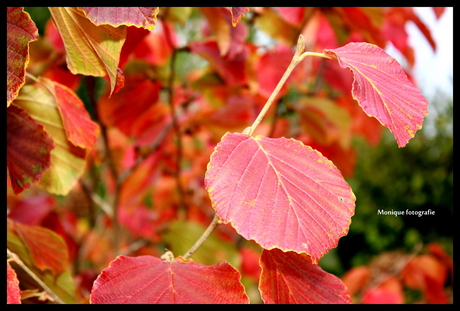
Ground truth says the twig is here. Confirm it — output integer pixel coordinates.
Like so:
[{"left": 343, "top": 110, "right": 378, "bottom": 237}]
[
  {"left": 183, "top": 213, "right": 222, "bottom": 260},
  {"left": 244, "top": 35, "right": 333, "bottom": 136},
  {"left": 7, "top": 249, "right": 65, "bottom": 304}
]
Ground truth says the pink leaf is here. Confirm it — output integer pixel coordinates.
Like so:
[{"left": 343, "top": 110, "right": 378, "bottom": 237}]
[
  {"left": 205, "top": 133, "right": 355, "bottom": 263},
  {"left": 323, "top": 42, "right": 429, "bottom": 147}
]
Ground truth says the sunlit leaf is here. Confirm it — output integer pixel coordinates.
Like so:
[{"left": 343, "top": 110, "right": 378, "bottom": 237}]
[
  {"left": 205, "top": 133, "right": 355, "bottom": 263},
  {"left": 7, "top": 7, "right": 38, "bottom": 106},
  {"left": 79, "top": 7, "right": 159, "bottom": 30},
  {"left": 90, "top": 255, "right": 249, "bottom": 304},
  {"left": 7, "top": 105, "right": 54, "bottom": 195},
  {"left": 259, "top": 249, "right": 351, "bottom": 303},
  {"left": 38, "top": 77, "right": 100, "bottom": 150},
  {"left": 48, "top": 7, "right": 126, "bottom": 96},
  {"left": 323, "top": 42, "right": 429, "bottom": 147}
]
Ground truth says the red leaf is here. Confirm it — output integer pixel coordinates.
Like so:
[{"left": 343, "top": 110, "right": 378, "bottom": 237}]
[
  {"left": 7, "top": 262, "right": 21, "bottom": 304},
  {"left": 90, "top": 255, "right": 249, "bottom": 304},
  {"left": 240, "top": 246, "right": 261, "bottom": 282},
  {"left": 98, "top": 74, "right": 161, "bottom": 138},
  {"left": 229, "top": 7, "right": 249, "bottom": 26},
  {"left": 402, "top": 254, "right": 449, "bottom": 304},
  {"left": 190, "top": 40, "right": 248, "bottom": 86},
  {"left": 361, "top": 276, "right": 404, "bottom": 304},
  {"left": 9, "top": 220, "right": 69, "bottom": 275},
  {"left": 7, "top": 193, "right": 55, "bottom": 225},
  {"left": 323, "top": 43, "right": 429, "bottom": 147},
  {"left": 259, "top": 249, "right": 351, "bottom": 303},
  {"left": 39, "top": 77, "right": 100, "bottom": 150},
  {"left": 341, "top": 266, "right": 371, "bottom": 296},
  {"left": 274, "top": 7, "right": 306, "bottom": 26},
  {"left": 7, "top": 105, "right": 54, "bottom": 195},
  {"left": 205, "top": 133, "right": 355, "bottom": 263},
  {"left": 79, "top": 7, "right": 159, "bottom": 30},
  {"left": 7, "top": 7, "right": 39, "bottom": 106}
]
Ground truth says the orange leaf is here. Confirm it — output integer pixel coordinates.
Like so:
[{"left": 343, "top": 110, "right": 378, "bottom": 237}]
[
  {"left": 38, "top": 77, "right": 100, "bottom": 150},
  {"left": 9, "top": 220, "right": 69, "bottom": 275}
]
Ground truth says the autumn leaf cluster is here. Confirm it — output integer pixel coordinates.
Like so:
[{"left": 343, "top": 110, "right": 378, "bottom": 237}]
[{"left": 7, "top": 7, "right": 447, "bottom": 304}]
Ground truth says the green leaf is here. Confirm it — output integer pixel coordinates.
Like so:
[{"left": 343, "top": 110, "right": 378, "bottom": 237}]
[{"left": 48, "top": 7, "right": 126, "bottom": 96}]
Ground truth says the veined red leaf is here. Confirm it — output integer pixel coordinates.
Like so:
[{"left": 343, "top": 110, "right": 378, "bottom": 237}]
[
  {"left": 323, "top": 42, "right": 429, "bottom": 147},
  {"left": 7, "top": 105, "right": 54, "bottom": 195},
  {"left": 38, "top": 77, "right": 100, "bottom": 150},
  {"left": 90, "top": 255, "right": 249, "bottom": 304},
  {"left": 48, "top": 7, "right": 126, "bottom": 96},
  {"left": 205, "top": 133, "right": 355, "bottom": 263},
  {"left": 7, "top": 7, "right": 39, "bottom": 106},
  {"left": 259, "top": 249, "right": 351, "bottom": 304},
  {"left": 8, "top": 219, "right": 69, "bottom": 275},
  {"left": 79, "top": 7, "right": 159, "bottom": 30},
  {"left": 7, "top": 262, "right": 21, "bottom": 304}
]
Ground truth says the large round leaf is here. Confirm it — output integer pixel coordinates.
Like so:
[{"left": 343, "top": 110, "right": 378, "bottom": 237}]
[{"left": 205, "top": 133, "right": 355, "bottom": 263}]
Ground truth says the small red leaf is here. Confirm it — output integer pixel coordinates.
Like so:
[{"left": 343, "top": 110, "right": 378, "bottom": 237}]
[
  {"left": 7, "top": 262, "right": 21, "bottom": 304},
  {"left": 205, "top": 133, "right": 355, "bottom": 263},
  {"left": 7, "top": 105, "right": 54, "bottom": 195},
  {"left": 323, "top": 42, "right": 429, "bottom": 147},
  {"left": 7, "top": 7, "right": 39, "bottom": 106},
  {"left": 259, "top": 249, "right": 351, "bottom": 304},
  {"left": 90, "top": 255, "right": 249, "bottom": 304}
]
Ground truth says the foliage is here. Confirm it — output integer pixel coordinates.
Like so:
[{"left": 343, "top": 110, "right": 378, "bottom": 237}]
[{"left": 7, "top": 7, "right": 450, "bottom": 304}]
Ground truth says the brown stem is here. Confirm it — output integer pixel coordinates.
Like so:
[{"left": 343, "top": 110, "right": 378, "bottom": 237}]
[
  {"left": 182, "top": 213, "right": 222, "bottom": 260},
  {"left": 7, "top": 249, "right": 65, "bottom": 304}
]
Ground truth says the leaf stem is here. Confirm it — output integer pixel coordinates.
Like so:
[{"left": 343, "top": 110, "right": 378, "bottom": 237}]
[
  {"left": 244, "top": 35, "right": 333, "bottom": 136},
  {"left": 7, "top": 249, "right": 65, "bottom": 304},
  {"left": 182, "top": 213, "right": 222, "bottom": 260}
]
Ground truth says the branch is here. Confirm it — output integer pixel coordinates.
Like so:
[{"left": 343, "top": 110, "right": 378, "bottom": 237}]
[
  {"left": 182, "top": 213, "right": 222, "bottom": 260},
  {"left": 7, "top": 249, "right": 65, "bottom": 304},
  {"left": 244, "top": 35, "right": 333, "bottom": 136}
]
